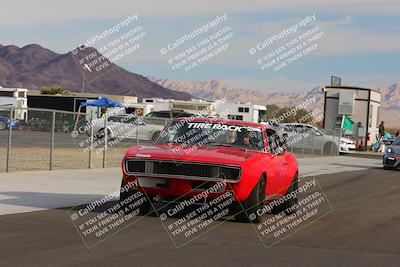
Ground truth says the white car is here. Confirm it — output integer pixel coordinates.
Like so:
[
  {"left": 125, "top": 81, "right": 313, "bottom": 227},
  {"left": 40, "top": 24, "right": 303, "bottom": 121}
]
[
  {"left": 91, "top": 115, "right": 164, "bottom": 141},
  {"left": 339, "top": 137, "right": 356, "bottom": 152}
]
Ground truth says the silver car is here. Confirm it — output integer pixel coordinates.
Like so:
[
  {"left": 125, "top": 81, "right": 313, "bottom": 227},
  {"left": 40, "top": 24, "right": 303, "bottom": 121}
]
[
  {"left": 91, "top": 115, "right": 164, "bottom": 141},
  {"left": 278, "top": 123, "right": 340, "bottom": 154}
]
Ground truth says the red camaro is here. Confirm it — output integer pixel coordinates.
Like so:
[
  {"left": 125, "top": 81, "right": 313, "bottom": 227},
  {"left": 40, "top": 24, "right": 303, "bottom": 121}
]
[{"left": 120, "top": 118, "right": 299, "bottom": 222}]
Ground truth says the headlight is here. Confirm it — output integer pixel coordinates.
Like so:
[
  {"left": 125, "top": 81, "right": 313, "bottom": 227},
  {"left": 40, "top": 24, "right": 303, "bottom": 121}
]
[{"left": 387, "top": 148, "right": 393, "bottom": 153}]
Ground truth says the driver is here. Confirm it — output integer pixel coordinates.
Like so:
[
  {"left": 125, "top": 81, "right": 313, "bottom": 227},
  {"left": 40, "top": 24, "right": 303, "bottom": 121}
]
[{"left": 233, "top": 129, "right": 251, "bottom": 147}]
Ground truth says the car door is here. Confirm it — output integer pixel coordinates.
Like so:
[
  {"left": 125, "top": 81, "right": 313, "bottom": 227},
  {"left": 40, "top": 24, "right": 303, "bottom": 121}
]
[{"left": 265, "top": 129, "right": 287, "bottom": 196}]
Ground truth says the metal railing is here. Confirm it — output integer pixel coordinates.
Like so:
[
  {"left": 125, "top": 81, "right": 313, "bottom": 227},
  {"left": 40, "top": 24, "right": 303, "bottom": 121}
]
[{"left": 0, "top": 107, "right": 341, "bottom": 173}]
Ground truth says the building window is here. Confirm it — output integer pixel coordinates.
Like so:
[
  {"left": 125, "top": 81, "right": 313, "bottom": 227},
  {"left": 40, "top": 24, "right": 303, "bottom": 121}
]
[
  {"left": 0, "top": 91, "right": 14, "bottom": 97},
  {"left": 376, "top": 107, "right": 380, "bottom": 127},
  {"left": 238, "top": 107, "right": 249, "bottom": 113},
  {"left": 244, "top": 107, "right": 249, "bottom": 113}
]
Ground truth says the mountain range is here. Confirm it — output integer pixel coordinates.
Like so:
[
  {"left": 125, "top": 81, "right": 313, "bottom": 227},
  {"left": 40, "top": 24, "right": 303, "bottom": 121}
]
[
  {"left": 0, "top": 44, "right": 191, "bottom": 100},
  {"left": 149, "top": 77, "right": 399, "bottom": 128},
  {"left": 0, "top": 44, "right": 397, "bottom": 127}
]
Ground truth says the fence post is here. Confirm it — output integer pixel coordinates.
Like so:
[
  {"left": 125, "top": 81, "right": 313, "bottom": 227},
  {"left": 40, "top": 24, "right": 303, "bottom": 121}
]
[
  {"left": 311, "top": 133, "right": 315, "bottom": 156},
  {"left": 5, "top": 108, "right": 13, "bottom": 173},
  {"left": 103, "top": 112, "right": 107, "bottom": 168},
  {"left": 136, "top": 117, "right": 139, "bottom": 145},
  {"left": 89, "top": 110, "right": 94, "bottom": 169},
  {"left": 49, "top": 111, "right": 55, "bottom": 170},
  {"left": 337, "top": 129, "right": 342, "bottom": 156}
]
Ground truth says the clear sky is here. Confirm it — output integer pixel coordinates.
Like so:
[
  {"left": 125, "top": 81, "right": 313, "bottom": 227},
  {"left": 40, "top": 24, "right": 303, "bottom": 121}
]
[{"left": 1, "top": 0, "right": 399, "bottom": 92}]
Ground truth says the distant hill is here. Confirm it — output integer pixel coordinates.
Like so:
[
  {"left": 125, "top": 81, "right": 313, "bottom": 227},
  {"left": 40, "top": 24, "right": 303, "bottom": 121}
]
[
  {"left": 149, "top": 77, "right": 399, "bottom": 127},
  {"left": 0, "top": 44, "right": 191, "bottom": 100}
]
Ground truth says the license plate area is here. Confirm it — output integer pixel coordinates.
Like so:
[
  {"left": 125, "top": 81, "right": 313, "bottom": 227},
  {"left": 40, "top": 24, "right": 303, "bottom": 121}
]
[{"left": 137, "top": 177, "right": 170, "bottom": 189}]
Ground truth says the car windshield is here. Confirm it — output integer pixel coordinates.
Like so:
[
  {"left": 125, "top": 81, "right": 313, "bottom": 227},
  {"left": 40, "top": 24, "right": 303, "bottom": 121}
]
[
  {"left": 393, "top": 139, "right": 400, "bottom": 146},
  {"left": 156, "top": 121, "right": 266, "bottom": 151}
]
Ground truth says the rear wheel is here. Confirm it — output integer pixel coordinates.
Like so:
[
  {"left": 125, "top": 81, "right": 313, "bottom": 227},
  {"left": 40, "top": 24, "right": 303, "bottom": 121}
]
[
  {"left": 96, "top": 128, "right": 112, "bottom": 139},
  {"left": 235, "top": 175, "right": 266, "bottom": 223},
  {"left": 0, "top": 121, "right": 7, "bottom": 130},
  {"left": 151, "top": 131, "right": 160, "bottom": 142},
  {"left": 323, "top": 142, "right": 337, "bottom": 155}
]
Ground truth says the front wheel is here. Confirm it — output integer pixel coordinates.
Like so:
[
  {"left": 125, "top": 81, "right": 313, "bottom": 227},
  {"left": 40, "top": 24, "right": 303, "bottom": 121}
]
[
  {"left": 272, "top": 175, "right": 299, "bottom": 215},
  {"left": 235, "top": 175, "right": 266, "bottom": 223},
  {"left": 0, "top": 121, "right": 7, "bottom": 130}
]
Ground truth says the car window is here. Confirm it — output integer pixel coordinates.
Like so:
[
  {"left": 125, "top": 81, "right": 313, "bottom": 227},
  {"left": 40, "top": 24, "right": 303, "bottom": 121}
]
[
  {"left": 174, "top": 112, "right": 193, "bottom": 118},
  {"left": 145, "top": 112, "right": 156, "bottom": 117},
  {"left": 156, "top": 112, "right": 171, "bottom": 118},
  {"left": 108, "top": 116, "right": 123, "bottom": 122},
  {"left": 266, "top": 130, "right": 280, "bottom": 153},
  {"left": 394, "top": 139, "right": 400, "bottom": 146}
]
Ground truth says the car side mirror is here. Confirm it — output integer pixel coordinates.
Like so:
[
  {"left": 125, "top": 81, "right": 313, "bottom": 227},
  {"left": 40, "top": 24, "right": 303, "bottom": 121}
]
[{"left": 274, "top": 146, "right": 285, "bottom": 156}]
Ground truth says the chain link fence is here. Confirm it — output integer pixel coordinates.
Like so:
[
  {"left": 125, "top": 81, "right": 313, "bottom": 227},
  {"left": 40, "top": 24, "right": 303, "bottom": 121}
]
[{"left": 0, "top": 107, "right": 341, "bottom": 173}]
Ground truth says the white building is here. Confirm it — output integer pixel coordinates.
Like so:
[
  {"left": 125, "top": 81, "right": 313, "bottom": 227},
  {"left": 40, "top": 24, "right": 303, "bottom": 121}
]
[
  {"left": 323, "top": 85, "right": 381, "bottom": 148},
  {"left": 216, "top": 102, "right": 267, "bottom": 123},
  {"left": 0, "top": 87, "right": 28, "bottom": 120}
]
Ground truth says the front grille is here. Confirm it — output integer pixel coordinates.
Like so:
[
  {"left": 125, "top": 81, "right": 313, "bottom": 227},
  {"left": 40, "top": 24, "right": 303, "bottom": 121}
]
[
  {"left": 125, "top": 159, "right": 241, "bottom": 182},
  {"left": 126, "top": 160, "right": 145, "bottom": 173},
  {"left": 384, "top": 158, "right": 396, "bottom": 166}
]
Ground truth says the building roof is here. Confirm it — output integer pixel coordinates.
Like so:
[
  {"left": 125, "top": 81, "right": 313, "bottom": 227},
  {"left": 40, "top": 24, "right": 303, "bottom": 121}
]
[{"left": 325, "top": 85, "right": 380, "bottom": 93}]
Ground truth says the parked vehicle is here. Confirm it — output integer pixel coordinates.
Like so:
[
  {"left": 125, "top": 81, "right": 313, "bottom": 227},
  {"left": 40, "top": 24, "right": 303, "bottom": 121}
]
[
  {"left": 144, "top": 110, "right": 195, "bottom": 125},
  {"left": 120, "top": 118, "right": 299, "bottom": 223},
  {"left": 0, "top": 117, "right": 20, "bottom": 130},
  {"left": 91, "top": 115, "right": 164, "bottom": 141},
  {"left": 383, "top": 138, "right": 400, "bottom": 170},
  {"left": 278, "top": 123, "right": 342, "bottom": 154}
]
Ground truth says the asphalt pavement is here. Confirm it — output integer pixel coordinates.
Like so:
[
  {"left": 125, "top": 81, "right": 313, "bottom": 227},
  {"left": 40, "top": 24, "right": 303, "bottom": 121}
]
[{"left": 1, "top": 167, "right": 399, "bottom": 266}]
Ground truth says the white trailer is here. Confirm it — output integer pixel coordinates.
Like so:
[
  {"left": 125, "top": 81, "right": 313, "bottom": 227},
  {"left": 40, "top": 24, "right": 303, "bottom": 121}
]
[
  {"left": 0, "top": 87, "right": 28, "bottom": 120},
  {"left": 216, "top": 102, "right": 267, "bottom": 123}
]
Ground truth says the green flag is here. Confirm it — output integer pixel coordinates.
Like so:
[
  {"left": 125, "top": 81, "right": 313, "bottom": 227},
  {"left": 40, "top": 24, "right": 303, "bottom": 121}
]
[{"left": 342, "top": 116, "right": 354, "bottom": 132}]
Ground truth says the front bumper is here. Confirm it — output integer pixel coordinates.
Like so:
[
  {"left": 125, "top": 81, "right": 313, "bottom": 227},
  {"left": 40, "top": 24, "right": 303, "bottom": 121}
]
[
  {"left": 122, "top": 175, "right": 250, "bottom": 202},
  {"left": 383, "top": 155, "right": 400, "bottom": 168},
  {"left": 340, "top": 143, "right": 356, "bottom": 152}
]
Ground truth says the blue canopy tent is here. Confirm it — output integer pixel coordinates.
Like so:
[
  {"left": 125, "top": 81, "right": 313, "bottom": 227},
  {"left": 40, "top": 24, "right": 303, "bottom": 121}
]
[
  {"left": 79, "top": 97, "right": 124, "bottom": 108},
  {"left": 74, "top": 97, "right": 124, "bottom": 132}
]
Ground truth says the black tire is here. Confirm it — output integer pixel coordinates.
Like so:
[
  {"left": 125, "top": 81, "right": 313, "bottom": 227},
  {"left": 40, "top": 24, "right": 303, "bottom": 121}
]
[
  {"left": 235, "top": 175, "right": 266, "bottom": 223},
  {"left": 96, "top": 128, "right": 112, "bottom": 139},
  {"left": 119, "top": 179, "right": 152, "bottom": 215},
  {"left": 323, "top": 142, "right": 337, "bottom": 155},
  {"left": 151, "top": 131, "right": 160, "bottom": 142},
  {"left": 0, "top": 121, "right": 7, "bottom": 130},
  {"left": 272, "top": 175, "right": 299, "bottom": 215}
]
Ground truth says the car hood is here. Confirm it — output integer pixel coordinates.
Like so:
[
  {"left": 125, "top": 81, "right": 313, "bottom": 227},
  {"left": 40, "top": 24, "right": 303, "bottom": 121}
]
[
  {"left": 387, "top": 145, "right": 400, "bottom": 154},
  {"left": 124, "top": 144, "right": 263, "bottom": 166},
  {"left": 340, "top": 137, "right": 354, "bottom": 144}
]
